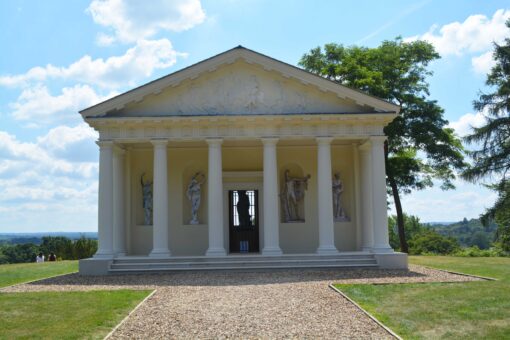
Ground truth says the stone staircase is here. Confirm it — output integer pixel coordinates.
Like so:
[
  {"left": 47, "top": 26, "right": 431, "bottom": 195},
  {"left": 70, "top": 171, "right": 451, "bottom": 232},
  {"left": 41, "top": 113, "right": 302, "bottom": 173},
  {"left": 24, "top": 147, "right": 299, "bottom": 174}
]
[{"left": 108, "top": 253, "right": 378, "bottom": 273}]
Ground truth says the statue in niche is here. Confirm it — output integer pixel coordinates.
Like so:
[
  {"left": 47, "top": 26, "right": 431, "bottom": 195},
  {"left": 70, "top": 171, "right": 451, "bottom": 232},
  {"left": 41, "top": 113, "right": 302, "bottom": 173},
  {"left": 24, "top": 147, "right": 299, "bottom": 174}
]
[
  {"left": 140, "top": 173, "right": 153, "bottom": 225},
  {"left": 332, "top": 172, "right": 349, "bottom": 222},
  {"left": 236, "top": 190, "right": 251, "bottom": 227},
  {"left": 186, "top": 172, "right": 206, "bottom": 225},
  {"left": 280, "top": 170, "right": 311, "bottom": 222}
]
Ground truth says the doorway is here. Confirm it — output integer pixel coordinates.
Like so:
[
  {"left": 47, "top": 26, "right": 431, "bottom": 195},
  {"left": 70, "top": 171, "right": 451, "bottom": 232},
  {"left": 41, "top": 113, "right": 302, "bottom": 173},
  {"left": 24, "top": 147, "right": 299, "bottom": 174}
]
[{"left": 228, "top": 190, "right": 259, "bottom": 253}]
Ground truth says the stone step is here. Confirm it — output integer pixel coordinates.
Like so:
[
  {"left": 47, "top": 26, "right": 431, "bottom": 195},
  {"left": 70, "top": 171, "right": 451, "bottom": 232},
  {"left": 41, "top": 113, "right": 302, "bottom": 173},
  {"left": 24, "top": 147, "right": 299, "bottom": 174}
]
[
  {"left": 110, "top": 258, "right": 377, "bottom": 270},
  {"left": 109, "top": 262, "right": 378, "bottom": 273},
  {"left": 112, "top": 254, "right": 375, "bottom": 264},
  {"left": 108, "top": 254, "right": 378, "bottom": 273}
]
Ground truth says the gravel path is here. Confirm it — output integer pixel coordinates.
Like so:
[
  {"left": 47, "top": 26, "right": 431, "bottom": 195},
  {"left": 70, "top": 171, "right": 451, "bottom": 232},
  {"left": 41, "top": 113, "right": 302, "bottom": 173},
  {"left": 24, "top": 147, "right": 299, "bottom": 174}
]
[{"left": 1, "top": 265, "right": 483, "bottom": 339}]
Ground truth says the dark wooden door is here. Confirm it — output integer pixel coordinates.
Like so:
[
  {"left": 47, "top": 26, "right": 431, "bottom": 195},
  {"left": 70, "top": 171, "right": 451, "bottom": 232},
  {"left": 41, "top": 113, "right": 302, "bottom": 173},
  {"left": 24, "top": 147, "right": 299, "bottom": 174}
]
[{"left": 228, "top": 190, "right": 259, "bottom": 253}]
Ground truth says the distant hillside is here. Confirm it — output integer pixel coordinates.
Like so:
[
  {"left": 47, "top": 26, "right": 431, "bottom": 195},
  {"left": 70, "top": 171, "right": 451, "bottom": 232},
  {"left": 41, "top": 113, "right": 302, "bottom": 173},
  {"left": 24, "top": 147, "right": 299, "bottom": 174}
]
[
  {"left": 425, "top": 218, "right": 497, "bottom": 249},
  {"left": 0, "top": 232, "right": 97, "bottom": 245}
]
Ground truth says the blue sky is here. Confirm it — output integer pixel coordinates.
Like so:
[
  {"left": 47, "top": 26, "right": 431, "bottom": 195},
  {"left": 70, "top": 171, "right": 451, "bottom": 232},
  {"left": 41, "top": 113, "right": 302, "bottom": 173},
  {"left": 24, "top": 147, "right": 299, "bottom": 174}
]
[{"left": 0, "top": 0, "right": 508, "bottom": 232}]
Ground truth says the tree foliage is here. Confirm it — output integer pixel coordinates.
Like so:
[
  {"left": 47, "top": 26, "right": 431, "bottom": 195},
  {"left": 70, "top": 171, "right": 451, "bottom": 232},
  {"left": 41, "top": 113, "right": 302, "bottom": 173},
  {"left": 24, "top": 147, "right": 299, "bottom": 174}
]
[
  {"left": 300, "top": 38, "right": 465, "bottom": 252},
  {"left": 463, "top": 20, "right": 510, "bottom": 250},
  {"left": 0, "top": 236, "right": 97, "bottom": 264}
]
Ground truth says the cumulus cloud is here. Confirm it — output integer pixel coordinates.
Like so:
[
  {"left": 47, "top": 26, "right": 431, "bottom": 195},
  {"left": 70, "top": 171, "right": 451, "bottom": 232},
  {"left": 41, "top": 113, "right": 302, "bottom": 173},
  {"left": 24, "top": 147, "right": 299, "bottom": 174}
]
[
  {"left": 9, "top": 84, "right": 115, "bottom": 125},
  {"left": 406, "top": 9, "right": 510, "bottom": 74},
  {"left": 0, "top": 125, "right": 99, "bottom": 231},
  {"left": 406, "top": 9, "right": 510, "bottom": 56},
  {"left": 87, "top": 0, "right": 206, "bottom": 44},
  {"left": 471, "top": 50, "right": 497, "bottom": 75},
  {"left": 397, "top": 181, "right": 498, "bottom": 222},
  {"left": 0, "top": 39, "right": 184, "bottom": 89},
  {"left": 448, "top": 111, "right": 487, "bottom": 137}
]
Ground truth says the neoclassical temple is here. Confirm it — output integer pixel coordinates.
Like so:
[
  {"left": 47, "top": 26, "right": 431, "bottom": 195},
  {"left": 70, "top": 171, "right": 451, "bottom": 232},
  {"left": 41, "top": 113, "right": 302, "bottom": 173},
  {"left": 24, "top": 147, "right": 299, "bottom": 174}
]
[{"left": 79, "top": 46, "right": 407, "bottom": 275}]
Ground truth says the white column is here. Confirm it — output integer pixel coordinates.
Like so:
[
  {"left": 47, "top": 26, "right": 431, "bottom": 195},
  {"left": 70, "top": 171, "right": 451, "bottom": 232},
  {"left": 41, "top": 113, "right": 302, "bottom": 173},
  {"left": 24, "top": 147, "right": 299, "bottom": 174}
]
[
  {"left": 262, "top": 138, "right": 282, "bottom": 256},
  {"left": 206, "top": 138, "right": 226, "bottom": 256},
  {"left": 359, "top": 141, "right": 374, "bottom": 251},
  {"left": 94, "top": 141, "right": 114, "bottom": 258},
  {"left": 149, "top": 139, "right": 171, "bottom": 257},
  {"left": 316, "top": 137, "right": 338, "bottom": 254},
  {"left": 370, "top": 137, "right": 393, "bottom": 252},
  {"left": 113, "top": 146, "right": 126, "bottom": 256},
  {"left": 353, "top": 143, "right": 362, "bottom": 250}
]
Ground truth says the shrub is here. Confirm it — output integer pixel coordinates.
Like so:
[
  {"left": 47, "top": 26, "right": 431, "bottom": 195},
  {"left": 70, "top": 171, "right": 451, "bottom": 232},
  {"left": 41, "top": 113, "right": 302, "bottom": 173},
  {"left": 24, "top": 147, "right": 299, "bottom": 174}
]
[{"left": 408, "top": 230, "right": 459, "bottom": 255}]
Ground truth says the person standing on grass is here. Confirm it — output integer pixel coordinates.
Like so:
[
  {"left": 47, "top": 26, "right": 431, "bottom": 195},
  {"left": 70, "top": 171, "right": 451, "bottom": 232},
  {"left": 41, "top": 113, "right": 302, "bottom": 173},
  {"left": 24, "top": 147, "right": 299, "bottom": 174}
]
[
  {"left": 36, "top": 252, "right": 45, "bottom": 263},
  {"left": 49, "top": 252, "right": 56, "bottom": 262}
]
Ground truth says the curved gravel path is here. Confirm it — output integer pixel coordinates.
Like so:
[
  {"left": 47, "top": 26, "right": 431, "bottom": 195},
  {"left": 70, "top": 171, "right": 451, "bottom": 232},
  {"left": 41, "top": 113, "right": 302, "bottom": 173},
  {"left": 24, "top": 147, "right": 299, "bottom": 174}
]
[{"left": 1, "top": 265, "right": 482, "bottom": 339}]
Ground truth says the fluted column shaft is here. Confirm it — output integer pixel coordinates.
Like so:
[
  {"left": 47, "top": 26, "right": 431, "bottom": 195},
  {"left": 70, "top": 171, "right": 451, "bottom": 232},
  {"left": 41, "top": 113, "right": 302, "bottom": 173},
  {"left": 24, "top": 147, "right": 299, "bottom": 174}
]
[
  {"left": 370, "top": 137, "right": 392, "bottom": 252},
  {"left": 113, "top": 146, "right": 126, "bottom": 256},
  {"left": 206, "top": 138, "right": 226, "bottom": 256},
  {"left": 150, "top": 140, "right": 171, "bottom": 257},
  {"left": 316, "top": 137, "right": 338, "bottom": 254},
  {"left": 94, "top": 141, "right": 114, "bottom": 258},
  {"left": 262, "top": 138, "right": 282, "bottom": 255}
]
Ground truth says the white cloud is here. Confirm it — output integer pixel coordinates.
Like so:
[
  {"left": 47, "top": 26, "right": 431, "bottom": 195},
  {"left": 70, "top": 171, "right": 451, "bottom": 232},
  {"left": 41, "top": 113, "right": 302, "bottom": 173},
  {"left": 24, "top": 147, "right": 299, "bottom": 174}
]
[
  {"left": 88, "top": 0, "right": 206, "bottom": 44},
  {"left": 405, "top": 9, "right": 510, "bottom": 74},
  {"left": 471, "top": 50, "right": 497, "bottom": 75},
  {"left": 406, "top": 9, "right": 510, "bottom": 56},
  {"left": 448, "top": 111, "right": 487, "bottom": 137},
  {"left": 394, "top": 180, "right": 498, "bottom": 222},
  {"left": 0, "top": 125, "right": 99, "bottom": 231},
  {"left": 9, "top": 84, "right": 114, "bottom": 124},
  {"left": 0, "top": 39, "right": 184, "bottom": 89}
]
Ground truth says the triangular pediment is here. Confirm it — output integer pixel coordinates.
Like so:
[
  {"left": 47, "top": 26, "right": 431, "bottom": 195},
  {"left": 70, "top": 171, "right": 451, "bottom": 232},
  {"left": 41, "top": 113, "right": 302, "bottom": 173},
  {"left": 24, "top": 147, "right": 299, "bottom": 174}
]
[{"left": 80, "top": 46, "right": 399, "bottom": 118}]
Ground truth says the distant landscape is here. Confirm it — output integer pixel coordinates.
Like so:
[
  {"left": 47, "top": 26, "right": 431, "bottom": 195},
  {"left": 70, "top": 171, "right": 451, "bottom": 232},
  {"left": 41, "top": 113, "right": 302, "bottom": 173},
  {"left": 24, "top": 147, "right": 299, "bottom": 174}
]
[
  {"left": 425, "top": 218, "right": 497, "bottom": 249},
  {"left": 0, "top": 232, "right": 97, "bottom": 245}
]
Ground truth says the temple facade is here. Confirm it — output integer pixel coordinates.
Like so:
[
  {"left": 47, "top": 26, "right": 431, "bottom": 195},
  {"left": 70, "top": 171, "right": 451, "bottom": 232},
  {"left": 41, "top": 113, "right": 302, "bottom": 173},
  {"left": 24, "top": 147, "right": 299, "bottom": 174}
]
[{"left": 79, "top": 46, "right": 407, "bottom": 275}]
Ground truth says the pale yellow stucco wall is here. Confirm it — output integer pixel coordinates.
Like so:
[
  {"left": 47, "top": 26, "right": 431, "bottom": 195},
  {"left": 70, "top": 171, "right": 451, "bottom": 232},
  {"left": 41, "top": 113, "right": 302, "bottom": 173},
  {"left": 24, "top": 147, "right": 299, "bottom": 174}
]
[{"left": 127, "top": 141, "right": 358, "bottom": 256}]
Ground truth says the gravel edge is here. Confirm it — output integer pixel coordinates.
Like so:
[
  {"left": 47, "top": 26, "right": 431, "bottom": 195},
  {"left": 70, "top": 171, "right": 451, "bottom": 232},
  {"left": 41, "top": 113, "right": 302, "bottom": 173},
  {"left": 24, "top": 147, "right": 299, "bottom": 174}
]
[
  {"left": 416, "top": 265, "right": 498, "bottom": 281},
  {"left": 329, "top": 284, "right": 402, "bottom": 340},
  {"left": 104, "top": 289, "right": 157, "bottom": 340}
]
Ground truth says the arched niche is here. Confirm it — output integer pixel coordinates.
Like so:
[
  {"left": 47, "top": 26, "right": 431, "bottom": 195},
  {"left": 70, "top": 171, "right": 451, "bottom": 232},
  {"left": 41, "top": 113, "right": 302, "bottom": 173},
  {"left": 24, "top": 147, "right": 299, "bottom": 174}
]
[{"left": 279, "top": 163, "right": 309, "bottom": 223}]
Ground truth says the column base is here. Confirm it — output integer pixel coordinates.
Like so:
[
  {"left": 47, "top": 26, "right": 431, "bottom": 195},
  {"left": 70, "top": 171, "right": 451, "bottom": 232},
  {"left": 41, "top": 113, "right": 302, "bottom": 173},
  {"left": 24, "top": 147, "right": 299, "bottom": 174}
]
[
  {"left": 205, "top": 248, "right": 227, "bottom": 257},
  {"left": 374, "top": 252, "right": 408, "bottom": 269},
  {"left": 93, "top": 251, "right": 114, "bottom": 259},
  {"left": 371, "top": 245, "right": 394, "bottom": 253},
  {"left": 316, "top": 245, "right": 338, "bottom": 255},
  {"left": 80, "top": 258, "right": 112, "bottom": 275},
  {"left": 149, "top": 249, "right": 171, "bottom": 257},
  {"left": 262, "top": 247, "right": 283, "bottom": 256}
]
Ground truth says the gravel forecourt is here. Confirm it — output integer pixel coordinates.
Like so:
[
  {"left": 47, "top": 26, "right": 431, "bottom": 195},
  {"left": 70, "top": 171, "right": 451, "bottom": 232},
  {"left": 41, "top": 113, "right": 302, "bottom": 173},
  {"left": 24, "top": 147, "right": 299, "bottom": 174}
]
[{"left": 1, "top": 265, "right": 482, "bottom": 339}]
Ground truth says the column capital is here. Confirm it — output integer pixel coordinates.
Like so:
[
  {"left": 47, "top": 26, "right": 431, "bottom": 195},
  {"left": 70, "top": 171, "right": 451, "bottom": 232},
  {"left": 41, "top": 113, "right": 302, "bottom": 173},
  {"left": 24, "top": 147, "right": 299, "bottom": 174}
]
[
  {"left": 113, "top": 143, "right": 126, "bottom": 155},
  {"left": 151, "top": 139, "right": 168, "bottom": 147},
  {"left": 369, "top": 136, "right": 387, "bottom": 145},
  {"left": 316, "top": 136, "right": 334, "bottom": 145},
  {"left": 206, "top": 138, "right": 223, "bottom": 146},
  {"left": 96, "top": 140, "right": 114, "bottom": 148},
  {"left": 261, "top": 137, "right": 279, "bottom": 146}
]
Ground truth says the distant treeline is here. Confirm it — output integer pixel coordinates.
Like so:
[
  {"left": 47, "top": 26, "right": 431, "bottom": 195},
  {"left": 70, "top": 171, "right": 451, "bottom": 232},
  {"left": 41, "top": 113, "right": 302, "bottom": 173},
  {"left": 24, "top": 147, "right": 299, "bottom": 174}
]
[
  {"left": 0, "top": 236, "right": 97, "bottom": 264},
  {"left": 389, "top": 215, "right": 508, "bottom": 257}
]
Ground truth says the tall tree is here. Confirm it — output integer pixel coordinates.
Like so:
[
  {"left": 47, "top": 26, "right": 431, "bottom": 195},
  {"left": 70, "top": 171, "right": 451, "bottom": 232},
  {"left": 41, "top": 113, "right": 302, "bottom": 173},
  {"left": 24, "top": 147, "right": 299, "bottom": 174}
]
[
  {"left": 300, "top": 38, "right": 465, "bottom": 252},
  {"left": 463, "top": 20, "right": 510, "bottom": 251}
]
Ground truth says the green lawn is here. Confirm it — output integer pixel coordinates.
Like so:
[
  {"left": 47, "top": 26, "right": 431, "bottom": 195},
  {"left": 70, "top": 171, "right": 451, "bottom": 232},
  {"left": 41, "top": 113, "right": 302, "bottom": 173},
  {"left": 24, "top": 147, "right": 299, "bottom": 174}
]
[
  {"left": 0, "top": 290, "right": 151, "bottom": 339},
  {"left": 335, "top": 256, "right": 510, "bottom": 339},
  {"left": 0, "top": 261, "right": 78, "bottom": 288}
]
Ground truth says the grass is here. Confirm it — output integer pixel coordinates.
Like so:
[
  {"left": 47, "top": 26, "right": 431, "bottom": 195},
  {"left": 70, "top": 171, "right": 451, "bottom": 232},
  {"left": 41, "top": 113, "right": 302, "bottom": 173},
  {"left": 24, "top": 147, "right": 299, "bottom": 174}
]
[
  {"left": 335, "top": 256, "right": 510, "bottom": 339},
  {"left": 0, "top": 290, "right": 151, "bottom": 339},
  {"left": 0, "top": 261, "right": 78, "bottom": 288}
]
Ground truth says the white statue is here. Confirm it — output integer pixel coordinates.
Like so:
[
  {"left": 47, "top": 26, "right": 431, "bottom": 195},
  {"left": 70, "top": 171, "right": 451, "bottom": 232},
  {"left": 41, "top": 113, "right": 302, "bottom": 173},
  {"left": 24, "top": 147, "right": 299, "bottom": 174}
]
[
  {"left": 186, "top": 172, "right": 206, "bottom": 224},
  {"left": 280, "top": 169, "right": 311, "bottom": 222},
  {"left": 141, "top": 173, "right": 153, "bottom": 225},
  {"left": 332, "top": 172, "right": 349, "bottom": 221}
]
